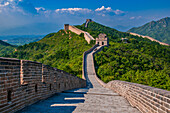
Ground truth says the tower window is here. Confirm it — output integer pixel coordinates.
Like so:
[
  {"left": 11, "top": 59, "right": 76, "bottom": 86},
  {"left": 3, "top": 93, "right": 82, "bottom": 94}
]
[
  {"left": 35, "top": 84, "right": 38, "bottom": 92},
  {"left": 58, "top": 83, "right": 60, "bottom": 89},
  {"left": 50, "top": 84, "right": 52, "bottom": 91},
  {"left": 7, "top": 90, "right": 12, "bottom": 102},
  {"left": 102, "top": 42, "right": 104, "bottom": 45}
]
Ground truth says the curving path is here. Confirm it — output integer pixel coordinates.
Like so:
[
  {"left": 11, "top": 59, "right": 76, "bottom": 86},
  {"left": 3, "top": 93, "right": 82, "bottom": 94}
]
[
  {"left": 16, "top": 46, "right": 140, "bottom": 113},
  {"left": 73, "top": 46, "right": 140, "bottom": 113}
]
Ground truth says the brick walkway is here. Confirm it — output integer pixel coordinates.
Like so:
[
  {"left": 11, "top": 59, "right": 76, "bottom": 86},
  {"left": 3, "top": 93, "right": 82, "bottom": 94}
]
[
  {"left": 16, "top": 46, "right": 140, "bottom": 113},
  {"left": 73, "top": 46, "right": 140, "bottom": 113}
]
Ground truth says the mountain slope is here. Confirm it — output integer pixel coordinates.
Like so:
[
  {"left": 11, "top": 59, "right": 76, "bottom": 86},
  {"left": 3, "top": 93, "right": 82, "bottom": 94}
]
[
  {"left": 0, "top": 40, "right": 15, "bottom": 56},
  {"left": 76, "top": 21, "right": 170, "bottom": 90},
  {"left": 4, "top": 21, "right": 170, "bottom": 90},
  {"left": 5, "top": 30, "right": 92, "bottom": 78},
  {"left": 128, "top": 17, "right": 170, "bottom": 44}
]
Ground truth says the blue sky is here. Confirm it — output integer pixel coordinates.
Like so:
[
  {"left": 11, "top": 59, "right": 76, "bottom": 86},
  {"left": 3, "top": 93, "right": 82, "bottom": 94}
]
[
  {"left": 0, "top": 0, "right": 170, "bottom": 35},
  {"left": 29, "top": 0, "right": 170, "bottom": 11}
]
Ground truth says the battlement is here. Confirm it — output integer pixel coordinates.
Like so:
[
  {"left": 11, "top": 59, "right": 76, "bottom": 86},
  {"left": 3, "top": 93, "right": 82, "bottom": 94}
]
[
  {"left": 0, "top": 57, "right": 86, "bottom": 113},
  {"left": 64, "top": 24, "right": 95, "bottom": 44}
]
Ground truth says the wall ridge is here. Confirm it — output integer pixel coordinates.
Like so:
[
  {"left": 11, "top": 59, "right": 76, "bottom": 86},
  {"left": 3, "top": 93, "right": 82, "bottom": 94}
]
[
  {"left": 0, "top": 57, "right": 86, "bottom": 113},
  {"left": 64, "top": 24, "right": 95, "bottom": 44},
  {"left": 85, "top": 45, "right": 170, "bottom": 113},
  {"left": 106, "top": 80, "right": 170, "bottom": 113}
]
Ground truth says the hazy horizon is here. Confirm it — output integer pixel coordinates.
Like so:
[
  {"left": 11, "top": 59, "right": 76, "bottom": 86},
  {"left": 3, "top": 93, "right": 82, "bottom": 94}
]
[{"left": 0, "top": 0, "right": 170, "bottom": 36}]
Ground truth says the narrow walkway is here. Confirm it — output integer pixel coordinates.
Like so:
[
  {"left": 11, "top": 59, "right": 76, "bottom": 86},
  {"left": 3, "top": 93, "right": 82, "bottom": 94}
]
[
  {"left": 17, "top": 46, "right": 140, "bottom": 113},
  {"left": 73, "top": 46, "right": 140, "bottom": 113}
]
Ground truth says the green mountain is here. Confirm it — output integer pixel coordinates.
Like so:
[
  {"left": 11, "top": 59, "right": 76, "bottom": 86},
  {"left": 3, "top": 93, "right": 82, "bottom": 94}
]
[
  {"left": 77, "top": 21, "right": 170, "bottom": 90},
  {"left": 5, "top": 30, "right": 92, "bottom": 78},
  {"left": 4, "top": 21, "right": 170, "bottom": 90},
  {"left": 128, "top": 17, "right": 170, "bottom": 44},
  {"left": 0, "top": 40, "right": 15, "bottom": 56}
]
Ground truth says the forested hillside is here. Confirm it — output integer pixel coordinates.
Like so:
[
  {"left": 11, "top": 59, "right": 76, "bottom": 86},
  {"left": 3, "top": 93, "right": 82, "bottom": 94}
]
[
  {"left": 3, "top": 21, "right": 170, "bottom": 90},
  {"left": 0, "top": 40, "right": 15, "bottom": 56},
  {"left": 77, "top": 21, "right": 170, "bottom": 90},
  {"left": 128, "top": 17, "right": 170, "bottom": 44},
  {"left": 5, "top": 30, "right": 92, "bottom": 78}
]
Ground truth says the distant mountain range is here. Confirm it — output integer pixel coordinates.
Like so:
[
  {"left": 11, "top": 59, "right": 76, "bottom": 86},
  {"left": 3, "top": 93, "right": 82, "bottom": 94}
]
[
  {"left": 0, "top": 40, "right": 13, "bottom": 47},
  {"left": 0, "top": 40, "right": 15, "bottom": 56},
  {"left": 128, "top": 17, "right": 170, "bottom": 44},
  {"left": 1, "top": 20, "right": 170, "bottom": 90},
  {"left": 0, "top": 35, "right": 43, "bottom": 46}
]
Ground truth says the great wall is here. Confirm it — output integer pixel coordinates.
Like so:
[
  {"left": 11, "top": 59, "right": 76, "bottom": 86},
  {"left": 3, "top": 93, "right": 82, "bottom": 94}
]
[
  {"left": 0, "top": 20, "right": 169, "bottom": 113},
  {"left": 129, "top": 32, "right": 169, "bottom": 46},
  {"left": 64, "top": 21, "right": 95, "bottom": 44},
  {"left": 0, "top": 58, "right": 86, "bottom": 113}
]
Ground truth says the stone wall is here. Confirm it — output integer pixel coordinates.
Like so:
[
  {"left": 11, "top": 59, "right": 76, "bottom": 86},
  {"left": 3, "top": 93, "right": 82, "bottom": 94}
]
[
  {"left": 68, "top": 25, "right": 95, "bottom": 44},
  {"left": 89, "top": 46, "right": 170, "bottom": 113},
  {"left": 106, "top": 80, "right": 170, "bottom": 113},
  {"left": 0, "top": 57, "right": 86, "bottom": 113},
  {"left": 82, "top": 44, "right": 99, "bottom": 79},
  {"left": 129, "top": 32, "right": 169, "bottom": 46}
]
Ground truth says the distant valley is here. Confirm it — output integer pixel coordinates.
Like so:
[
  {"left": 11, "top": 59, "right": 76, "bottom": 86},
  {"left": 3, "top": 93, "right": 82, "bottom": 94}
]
[
  {"left": 0, "top": 19, "right": 169, "bottom": 90},
  {"left": 0, "top": 35, "right": 44, "bottom": 46}
]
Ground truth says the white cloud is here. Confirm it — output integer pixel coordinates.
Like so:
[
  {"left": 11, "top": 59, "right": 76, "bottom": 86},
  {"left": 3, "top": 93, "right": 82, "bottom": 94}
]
[
  {"left": 130, "top": 16, "right": 142, "bottom": 20},
  {"left": 0, "top": 2, "right": 9, "bottom": 7},
  {"left": 55, "top": 8, "right": 92, "bottom": 14},
  {"left": 95, "top": 6, "right": 125, "bottom": 16},
  {"left": 35, "top": 7, "right": 45, "bottom": 12},
  {"left": 130, "top": 17, "right": 135, "bottom": 19},
  {"left": 114, "top": 9, "right": 125, "bottom": 15},
  {"left": 95, "top": 6, "right": 111, "bottom": 11}
]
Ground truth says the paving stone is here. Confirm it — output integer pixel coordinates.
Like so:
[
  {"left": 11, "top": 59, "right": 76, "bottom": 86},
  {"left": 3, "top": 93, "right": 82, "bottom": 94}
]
[{"left": 16, "top": 46, "right": 140, "bottom": 113}]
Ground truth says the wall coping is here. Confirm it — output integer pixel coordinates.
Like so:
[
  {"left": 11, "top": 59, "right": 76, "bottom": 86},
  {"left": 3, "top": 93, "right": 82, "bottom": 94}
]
[
  {"left": 0, "top": 57, "right": 20, "bottom": 61},
  {"left": 82, "top": 44, "right": 99, "bottom": 80},
  {"left": 107, "top": 80, "right": 170, "bottom": 97}
]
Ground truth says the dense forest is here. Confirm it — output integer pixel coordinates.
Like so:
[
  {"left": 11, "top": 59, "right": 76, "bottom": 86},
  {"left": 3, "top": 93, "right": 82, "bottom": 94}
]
[
  {"left": 2, "top": 20, "right": 170, "bottom": 90},
  {"left": 4, "top": 30, "right": 92, "bottom": 78},
  {"left": 128, "top": 17, "right": 170, "bottom": 44},
  {"left": 77, "top": 21, "right": 170, "bottom": 90},
  {"left": 0, "top": 40, "right": 16, "bottom": 56}
]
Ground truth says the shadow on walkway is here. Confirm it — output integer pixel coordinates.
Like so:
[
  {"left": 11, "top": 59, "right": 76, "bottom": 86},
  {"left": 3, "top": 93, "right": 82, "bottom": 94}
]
[{"left": 16, "top": 88, "right": 88, "bottom": 113}]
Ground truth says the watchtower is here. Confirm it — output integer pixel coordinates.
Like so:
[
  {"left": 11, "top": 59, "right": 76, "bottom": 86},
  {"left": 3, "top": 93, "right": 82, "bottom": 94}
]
[
  {"left": 86, "top": 19, "right": 92, "bottom": 22},
  {"left": 85, "top": 19, "right": 92, "bottom": 28},
  {"left": 64, "top": 24, "right": 69, "bottom": 31},
  {"left": 96, "top": 33, "right": 109, "bottom": 46}
]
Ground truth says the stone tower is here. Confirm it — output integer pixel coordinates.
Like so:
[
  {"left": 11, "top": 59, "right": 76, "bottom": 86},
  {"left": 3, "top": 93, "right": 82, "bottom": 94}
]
[
  {"left": 64, "top": 24, "right": 69, "bottom": 31},
  {"left": 96, "top": 33, "right": 109, "bottom": 46},
  {"left": 85, "top": 19, "right": 92, "bottom": 28}
]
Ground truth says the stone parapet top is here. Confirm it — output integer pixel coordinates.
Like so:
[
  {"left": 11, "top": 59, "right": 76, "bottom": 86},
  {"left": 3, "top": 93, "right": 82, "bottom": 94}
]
[
  {"left": 107, "top": 80, "right": 170, "bottom": 98},
  {"left": 0, "top": 57, "right": 20, "bottom": 61}
]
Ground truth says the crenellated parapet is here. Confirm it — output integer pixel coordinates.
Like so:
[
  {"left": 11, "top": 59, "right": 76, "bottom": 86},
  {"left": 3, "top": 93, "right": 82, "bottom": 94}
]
[{"left": 0, "top": 57, "right": 86, "bottom": 113}]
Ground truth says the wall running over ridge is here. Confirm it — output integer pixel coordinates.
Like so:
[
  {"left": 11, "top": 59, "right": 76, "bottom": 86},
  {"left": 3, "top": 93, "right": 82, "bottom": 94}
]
[
  {"left": 68, "top": 26, "right": 95, "bottom": 44},
  {"left": 82, "top": 44, "right": 99, "bottom": 79},
  {"left": 0, "top": 57, "right": 86, "bottom": 113},
  {"left": 106, "top": 81, "right": 170, "bottom": 113},
  {"left": 129, "top": 32, "right": 169, "bottom": 46},
  {"left": 87, "top": 45, "right": 170, "bottom": 113}
]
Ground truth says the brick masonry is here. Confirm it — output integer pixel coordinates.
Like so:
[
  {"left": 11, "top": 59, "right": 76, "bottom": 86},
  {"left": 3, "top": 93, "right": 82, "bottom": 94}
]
[
  {"left": 64, "top": 24, "right": 95, "bottom": 44},
  {"left": 85, "top": 45, "right": 170, "bottom": 113},
  {"left": 0, "top": 57, "right": 86, "bottom": 113},
  {"left": 106, "top": 80, "right": 170, "bottom": 113}
]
